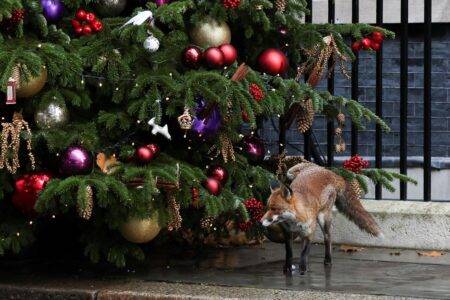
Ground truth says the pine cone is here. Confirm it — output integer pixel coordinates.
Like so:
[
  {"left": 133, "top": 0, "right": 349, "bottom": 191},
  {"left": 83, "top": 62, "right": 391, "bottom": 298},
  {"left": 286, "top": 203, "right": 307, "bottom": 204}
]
[
  {"left": 337, "top": 113, "right": 346, "bottom": 125},
  {"left": 78, "top": 186, "right": 93, "bottom": 220},
  {"left": 275, "top": 0, "right": 287, "bottom": 12},
  {"left": 349, "top": 179, "right": 364, "bottom": 200},
  {"left": 296, "top": 98, "right": 314, "bottom": 133}
]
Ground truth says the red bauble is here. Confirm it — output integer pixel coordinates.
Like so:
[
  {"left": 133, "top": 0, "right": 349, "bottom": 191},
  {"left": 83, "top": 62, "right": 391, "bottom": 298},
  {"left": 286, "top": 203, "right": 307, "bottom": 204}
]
[
  {"left": 12, "top": 172, "right": 52, "bottom": 216},
  {"left": 204, "top": 47, "right": 224, "bottom": 69},
  {"left": 202, "top": 178, "right": 222, "bottom": 196},
  {"left": 76, "top": 9, "right": 87, "bottom": 21},
  {"left": 91, "top": 20, "right": 103, "bottom": 32},
  {"left": 223, "top": 0, "right": 241, "bottom": 9},
  {"left": 249, "top": 83, "right": 265, "bottom": 102},
  {"left": 82, "top": 24, "right": 92, "bottom": 35},
  {"left": 135, "top": 145, "right": 155, "bottom": 163},
  {"left": 371, "top": 31, "right": 384, "bottom": 43},
  {"left": 182, "top": 46, "right": 203, "bottom": 69},
  {"left": 85, "top": 12, "right": 96, "bottom": 22},
  {"left": 351, "top": 41, "right": 361, "bottom": 52},
  {"left": 371, "top": 41, "right": 381, "bottom": 51},
  {"left": 207, "top": 165, "right": 229, "bottom": 185},
  {"left": 146, "top": 143, "right": 160, "bottom": 156},
  {"left": 257, "top": 48, "right": 289, "bottom": 75},
  {"left": 361, "top": 38, "right": 372, "bottom": 50},
  {"left": 71, "top": 19, "right": 81, "bottom": 29},
  {"left": 219, "top": 44, "right": 237, "bottom": 66}
]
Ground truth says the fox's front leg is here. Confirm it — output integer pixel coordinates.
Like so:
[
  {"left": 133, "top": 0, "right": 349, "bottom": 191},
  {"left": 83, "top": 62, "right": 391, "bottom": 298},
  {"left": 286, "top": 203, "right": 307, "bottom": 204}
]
[
  {"left": 282, "top": 228, "right": 293, "bottom": 276},
  {"left": 299, "top": 237, "right": 311, "bottom": 274}
]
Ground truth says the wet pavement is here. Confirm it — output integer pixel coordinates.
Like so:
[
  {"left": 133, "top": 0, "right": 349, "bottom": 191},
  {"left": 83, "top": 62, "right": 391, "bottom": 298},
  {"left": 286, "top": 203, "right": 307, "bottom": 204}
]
[{"left": 0, "top": 243, "right": 449, "bottom": 299}]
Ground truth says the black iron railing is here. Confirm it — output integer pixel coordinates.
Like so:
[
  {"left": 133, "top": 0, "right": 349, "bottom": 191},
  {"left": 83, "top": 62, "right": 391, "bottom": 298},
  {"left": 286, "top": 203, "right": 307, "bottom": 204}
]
[{"left": 275, "top": 1, "right": 435, "bottom": 201}]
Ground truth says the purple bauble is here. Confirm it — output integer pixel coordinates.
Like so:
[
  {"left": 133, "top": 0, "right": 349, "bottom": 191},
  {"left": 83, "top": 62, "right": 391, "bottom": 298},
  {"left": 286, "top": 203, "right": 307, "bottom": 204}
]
[
  {"left": 242, "top": 135, "right": 265, "bottom": 162},
  {"left": 59, "top": 146, "right": 93, "bottom": 176},
  {"left": 155, "top": 0, "right": 170, "bottom": 6},
  {"left": 41, "top": 0, "right": 64, "bottom": 22},
  {"left": 192, "top": 99, "right": 221, "bottom": 137}
]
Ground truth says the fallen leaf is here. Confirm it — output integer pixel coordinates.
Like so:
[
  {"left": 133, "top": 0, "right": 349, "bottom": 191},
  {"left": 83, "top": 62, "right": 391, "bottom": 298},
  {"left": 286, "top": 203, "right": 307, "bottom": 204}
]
[
  {"left": 339, "top": 244, "right": 365, "bottom": 253},
  {"left": 417, "top": 251, "right": 446, "bottom": 257}
]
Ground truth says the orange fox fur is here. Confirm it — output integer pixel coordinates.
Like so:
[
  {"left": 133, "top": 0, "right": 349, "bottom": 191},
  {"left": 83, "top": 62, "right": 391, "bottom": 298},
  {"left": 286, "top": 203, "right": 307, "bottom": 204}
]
[{"left": 261, "top": 162, "right": 381, "bottom": 274}]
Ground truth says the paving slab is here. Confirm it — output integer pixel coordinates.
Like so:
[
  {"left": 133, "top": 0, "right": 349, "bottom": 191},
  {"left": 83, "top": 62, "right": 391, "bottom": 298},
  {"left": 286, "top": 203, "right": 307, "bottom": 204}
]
[{"left": 0, "top": 243, "right": 448, "bottom": 299}]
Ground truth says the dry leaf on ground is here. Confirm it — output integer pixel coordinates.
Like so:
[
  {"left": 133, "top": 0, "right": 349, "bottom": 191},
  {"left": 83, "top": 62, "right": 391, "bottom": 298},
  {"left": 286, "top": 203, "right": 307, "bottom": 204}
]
[
  {"left": 417, "top": 251, "right": 446, "bottom": 257},
  {"left": 339, "top": 245, "right": 365, "bottom": 253}
]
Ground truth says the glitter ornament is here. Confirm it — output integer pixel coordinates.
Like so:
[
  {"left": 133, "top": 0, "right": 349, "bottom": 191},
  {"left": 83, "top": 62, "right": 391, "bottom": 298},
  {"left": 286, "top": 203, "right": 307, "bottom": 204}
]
[
  {"left": 95, "top": 0, "right": 127, "bottom": 17},
  {"left": 182, "top": 46, "right": 203, "bottom": 69},
  {"left": 343, "top": 155, "right": 370, "bottom": 173},
  {"left": 249, "top": 83, "right": 264, "bottom": 102},
  {"left": 77, "top": 185, "right": 94, "bottom": 220},
  {"left": 222, "top": 0, "right": 241, "bottom": 9},
  {"left": 190, "top": 17, "right": 231, "bottom": 48},
  {"left": 120, "top": 216, "right": 161, "bottom": 243},
  {"left": 207, "top": 165, "right": 228, "bottom": 185},
  {"left": 143, "top": 35, "right": 160, "bottom": 52},
  {"left": 35, "top": 102, "right": 69, "bottom": 129}
]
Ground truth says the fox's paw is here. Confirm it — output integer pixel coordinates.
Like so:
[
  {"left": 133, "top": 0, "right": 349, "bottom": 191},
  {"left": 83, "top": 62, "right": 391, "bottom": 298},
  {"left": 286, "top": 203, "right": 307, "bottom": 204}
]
[
  {"left": 299, "top": 263, "right": 308, "bottom": 275},
  {"left": 283, "top": 264, "right": 293, "bottom": 276}
]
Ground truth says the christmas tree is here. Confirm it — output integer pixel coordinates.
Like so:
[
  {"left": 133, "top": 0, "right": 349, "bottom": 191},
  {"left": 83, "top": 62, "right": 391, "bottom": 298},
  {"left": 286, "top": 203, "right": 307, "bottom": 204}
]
[{"left": 0, "top": 0, "right": 414, "bottom": 267}]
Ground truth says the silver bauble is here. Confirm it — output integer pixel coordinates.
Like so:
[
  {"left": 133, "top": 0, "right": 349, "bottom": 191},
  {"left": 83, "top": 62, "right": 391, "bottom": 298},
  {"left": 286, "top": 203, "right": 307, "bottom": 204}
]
[
  {"left": 35, "top": 102, "right": 69, "bottom": 129},
  {"left": 143, "top": 35, "right": 160, "bottom": 53},
  {"left": 190, "top": 17, "right": 231, "bottom": 48},
  {"left": 95, "top": 0, "right": 127, "bottom": 17}
]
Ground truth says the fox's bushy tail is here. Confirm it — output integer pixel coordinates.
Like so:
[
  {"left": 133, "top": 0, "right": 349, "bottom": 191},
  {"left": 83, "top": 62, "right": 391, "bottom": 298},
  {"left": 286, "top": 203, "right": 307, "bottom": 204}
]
[{"left": 335, "top": 181, "right": 382, "bottom": 237}]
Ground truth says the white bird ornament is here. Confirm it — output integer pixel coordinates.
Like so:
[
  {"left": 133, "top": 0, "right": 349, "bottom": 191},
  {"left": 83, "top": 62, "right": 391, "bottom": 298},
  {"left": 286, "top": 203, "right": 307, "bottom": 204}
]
[{"left": 148, "top": 117, "right": 172, "bottom": 140}]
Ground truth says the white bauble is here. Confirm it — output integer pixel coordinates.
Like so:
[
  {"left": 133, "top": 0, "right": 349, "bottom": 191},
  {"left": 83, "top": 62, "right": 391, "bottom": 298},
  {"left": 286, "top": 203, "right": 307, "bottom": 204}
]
[{"left": 143, "top": 36, "right": 160, "bottom": 53}]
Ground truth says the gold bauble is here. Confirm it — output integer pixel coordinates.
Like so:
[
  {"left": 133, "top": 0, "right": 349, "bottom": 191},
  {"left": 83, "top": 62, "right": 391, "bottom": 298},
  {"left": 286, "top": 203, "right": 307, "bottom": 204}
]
[
  {"left": 120, "top": 216, "right": 161, "bottom": 244},
  {"left": 14, "top": 66, "right": 48, "bottom": 98},
  {"left": 190, "top": 17, "right": 231, "bottom": 48}
]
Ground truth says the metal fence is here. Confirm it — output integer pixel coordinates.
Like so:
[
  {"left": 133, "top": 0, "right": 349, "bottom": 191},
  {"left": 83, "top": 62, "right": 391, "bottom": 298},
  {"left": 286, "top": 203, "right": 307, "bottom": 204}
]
[{"left": 277, "top": 0, "right": 433, "bottom": 201}]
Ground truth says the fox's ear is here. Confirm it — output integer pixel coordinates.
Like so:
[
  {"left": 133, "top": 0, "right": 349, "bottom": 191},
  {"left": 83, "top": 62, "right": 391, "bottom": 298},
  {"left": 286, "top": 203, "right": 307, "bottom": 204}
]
[
  {"left": 270, "top": 180, "right": 280, "bottom": 192},
  {"left": 281, "top": 184, "right": 292, "bottom": 199}
]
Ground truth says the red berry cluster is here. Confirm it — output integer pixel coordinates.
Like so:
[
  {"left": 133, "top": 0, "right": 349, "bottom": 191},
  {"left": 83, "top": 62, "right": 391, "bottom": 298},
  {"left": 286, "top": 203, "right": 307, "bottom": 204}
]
[
  {"left": 249, "top": 83, "right": 265, "bottom": 102},
  {"left": 71, "top": 9, "right": 103, "bottom": 36},
  {"left": 351, "top": 31, "right": 384, "bottom": 52},
  {"left": 1, "top": 8, "right": 25, "bottom": 32},
  {"left": 238, "top": 198, "right": 264, "bottom": 232},
  {"left": 223, "top": 0, "right": 241, "bottom": 9},
  {"left": 343, "top": 154, "right": 369, "bottom": 173}
]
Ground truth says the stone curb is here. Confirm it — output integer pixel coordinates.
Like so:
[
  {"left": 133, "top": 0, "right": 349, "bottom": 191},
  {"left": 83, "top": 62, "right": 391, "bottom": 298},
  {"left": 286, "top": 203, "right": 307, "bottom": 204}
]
[{"left": 314, "top": 200, "right": 450, "bottom": 250}]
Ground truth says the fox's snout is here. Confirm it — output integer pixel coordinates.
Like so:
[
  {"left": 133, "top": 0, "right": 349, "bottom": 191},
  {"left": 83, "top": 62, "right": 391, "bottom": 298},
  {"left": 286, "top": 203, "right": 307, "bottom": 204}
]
[{"left": 261, "top": 214, "right": 279, "bottom": 227}]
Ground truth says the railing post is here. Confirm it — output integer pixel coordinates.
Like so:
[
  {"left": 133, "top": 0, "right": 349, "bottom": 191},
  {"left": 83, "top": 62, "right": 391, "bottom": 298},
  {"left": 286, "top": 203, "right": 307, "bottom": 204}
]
[
  {"left": 351, "top": 0, "right": 359, "bottom": 156},
  {"left": 304, "top": 0, "right": 313, "bottom": 161},
  {"left": 424, "top": 0, "right": 432, "bottom": 201},
  {"left": 327, "top": 0, "right": 335, "bottom": 167},
  {"left": 375, "top": 0, "right": 383, "bottom": 199},
  {"left": 400, "top": 0, "right": 408, "bottom": 200}
]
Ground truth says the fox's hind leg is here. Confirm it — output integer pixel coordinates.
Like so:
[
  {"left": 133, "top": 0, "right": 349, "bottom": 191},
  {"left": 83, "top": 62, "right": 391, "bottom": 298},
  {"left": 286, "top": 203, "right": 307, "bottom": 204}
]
[{"left": 321, "top": 216, "right": 333, "bottom": 265}]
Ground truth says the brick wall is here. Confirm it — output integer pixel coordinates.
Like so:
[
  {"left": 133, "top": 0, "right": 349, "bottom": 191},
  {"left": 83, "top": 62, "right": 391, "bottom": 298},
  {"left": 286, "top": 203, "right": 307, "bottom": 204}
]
[{"left": 261, "top": 24, "right": 450, "bottom": 159}]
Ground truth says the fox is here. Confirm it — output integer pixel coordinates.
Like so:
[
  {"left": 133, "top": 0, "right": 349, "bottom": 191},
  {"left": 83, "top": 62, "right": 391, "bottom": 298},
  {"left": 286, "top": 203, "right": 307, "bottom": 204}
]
[{"left": 261, "top": 162, "right": 381, "bottom": 275}]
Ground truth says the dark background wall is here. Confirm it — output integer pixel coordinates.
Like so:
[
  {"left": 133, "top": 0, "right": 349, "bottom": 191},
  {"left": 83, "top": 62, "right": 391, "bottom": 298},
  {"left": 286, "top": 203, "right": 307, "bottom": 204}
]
[{"left": 261, "top": 24, "right": 450, "bottom": 159}]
